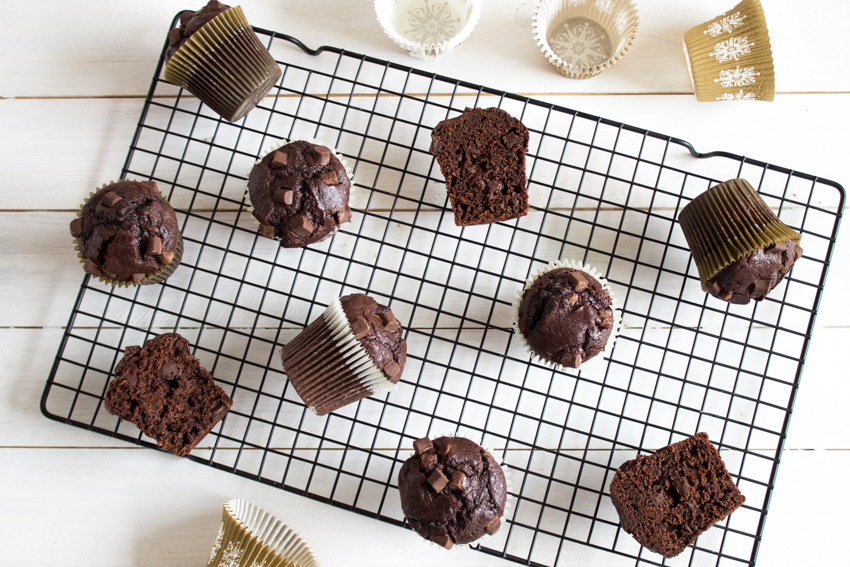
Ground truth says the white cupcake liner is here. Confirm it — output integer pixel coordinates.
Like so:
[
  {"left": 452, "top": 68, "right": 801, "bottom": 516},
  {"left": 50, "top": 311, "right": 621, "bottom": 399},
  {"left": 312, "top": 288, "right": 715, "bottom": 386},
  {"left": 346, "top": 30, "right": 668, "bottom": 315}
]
[
  {"left": 511, "top": 258, "right": 622, "bottom": 373},
  {"left": 403, "top": 430, "right": 513, "bottom": 551},
  {"left": 533, "top": 0, "right": 639, "bottom": 79},
  {"left": 246, "top": 138, "right": 354, "bottom": 245},
  {"left": 207, "top": 499, "right": 320, "bottom": 567},
  {"left": 281, "top": 297, "right": 399, "bottom": 415},
  {"left": 375, "top": 0, "right": 483, "bottom": 60}
]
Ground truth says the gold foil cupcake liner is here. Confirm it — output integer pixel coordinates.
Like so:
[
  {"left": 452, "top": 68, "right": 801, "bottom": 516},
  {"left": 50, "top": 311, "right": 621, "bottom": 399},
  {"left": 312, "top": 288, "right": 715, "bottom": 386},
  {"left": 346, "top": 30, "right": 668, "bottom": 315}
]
[
  {"left": 374, "top": 0, "right": 483, "bottom": 60},
  {"left": 207, "top": 499, "right": 320, "bottom": 567},
  {"left": 407, "top": 430, "right": 513, "bottom": 551},
  {"left": 511, "top": 258, "right": 622, "bottom": 373},
  {"left": 164, "top": 6, "right": 282, "bottom": 122},
  {"left": 682, "top": 0, "right": 774, "bottom": 102},
  {"left": 280, "top": 297, "right": 399, "bottom": 416},
  {"left": 246, "top": 138, "right": 355, "bottom": 245},
  {"left": 73, "top": 181, "right": 183, "bottom": 288},
  {"left": 678, "top": 178, "right": 802, "bottom": 291},
  {"left": 533, "top": 0, "right": 639, "bottom": 80}
]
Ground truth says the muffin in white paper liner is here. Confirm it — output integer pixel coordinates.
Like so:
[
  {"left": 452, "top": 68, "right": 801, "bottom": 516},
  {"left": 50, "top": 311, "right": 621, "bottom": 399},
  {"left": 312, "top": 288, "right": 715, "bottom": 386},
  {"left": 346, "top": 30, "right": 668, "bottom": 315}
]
[
  {"left": 375, "top": 0, "right": 483, "bottom": 60},
  {"left": 245, "top": 138, "right": 354, "bottom": 245},
  {"left": 207, "top": 499, "right": 320, "bottom": 567},
  {"left": 533, "top": 0, "right": 639, "bottom": 79},
  {"left": 511, "top": 258, "right": 621, "bottom": 373},
  {"left": 400, "top": 430, "right": 512, "bottom": 551},
  {"left": 280, "top": 297, "right": 401, "bottom": 416}
]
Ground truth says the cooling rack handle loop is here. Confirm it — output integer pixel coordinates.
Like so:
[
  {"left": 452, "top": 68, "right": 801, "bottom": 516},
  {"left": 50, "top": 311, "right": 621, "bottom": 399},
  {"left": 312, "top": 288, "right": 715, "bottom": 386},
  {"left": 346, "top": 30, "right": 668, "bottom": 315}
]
[
  {"left": 669, "top": 136, "right": 741, "bottom": 161},
  {"left": 271, "top": 32, "right": 334, "bottom": 56}
]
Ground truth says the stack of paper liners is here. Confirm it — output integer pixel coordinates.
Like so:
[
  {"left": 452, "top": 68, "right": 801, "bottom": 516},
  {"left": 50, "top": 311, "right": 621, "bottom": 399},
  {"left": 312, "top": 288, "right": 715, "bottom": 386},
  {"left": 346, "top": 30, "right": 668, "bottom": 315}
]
[
  {"left": 682, "top": 0, "right": 774, "bottom": 102},
  {"left": 208, "top": 499, "right": 320, "bottom": 567},
  {"left": 281, "top": 298, "right": 397, "bottom": 416},
  {"left": 164, "top": 6, "right": 281, "bottom": 122},
  {"left": 678, "top": 179, "right": 801, "bottom": 292}
]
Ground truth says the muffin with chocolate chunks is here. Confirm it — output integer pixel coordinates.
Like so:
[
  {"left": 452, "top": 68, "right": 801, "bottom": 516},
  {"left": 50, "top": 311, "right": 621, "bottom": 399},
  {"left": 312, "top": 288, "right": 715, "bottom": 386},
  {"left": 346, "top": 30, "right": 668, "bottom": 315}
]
[
  {"left": 71, "top": 180, "right": 181, "bottom": 285},
  {"left": 281, "top": 293, "right": 406, "bottom": 415},
  {"left": 516, "top": 266, "right": 615, "bottom": 368},
  {"left": 248, "top": 140, "right": 352, "bottom": 248},
  {"left": 398, "top": 436, "right": 506, "bottom": 549}
]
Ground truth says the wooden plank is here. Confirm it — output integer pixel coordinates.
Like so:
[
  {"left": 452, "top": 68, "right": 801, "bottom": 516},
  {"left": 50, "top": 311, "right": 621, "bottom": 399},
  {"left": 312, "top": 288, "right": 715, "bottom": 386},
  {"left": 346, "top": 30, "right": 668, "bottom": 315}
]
[
  {"left": 2, "top": 0, "right": 849, "bottom": 97},
  {"left": 2, "top": 95, "right": 848, "bottom": 212},
  {"left": 1, "top": 446, "right": 845, "bottom": 565}
]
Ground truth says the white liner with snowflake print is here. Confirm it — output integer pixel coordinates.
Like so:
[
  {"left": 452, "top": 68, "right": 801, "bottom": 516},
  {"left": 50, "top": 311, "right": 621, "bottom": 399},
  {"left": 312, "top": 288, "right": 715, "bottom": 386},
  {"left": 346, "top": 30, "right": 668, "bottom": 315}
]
[
  {"left": 375, "top": 0, "right": 483, "bottom": 60},
  {"left": 400, "top": 430, "right": 513, "bottom": 552},
  {"left": 511, "top": 258, "right": 622, "bottom": 375},
  {"left": 245, "top": 138, "right": 354, "bottom": 245},
  {"left": 207, "top": 499, "right": 320, "bottom": 567},
  {"left": 533, "top": 0, "right": 639, "bottom": 79}
]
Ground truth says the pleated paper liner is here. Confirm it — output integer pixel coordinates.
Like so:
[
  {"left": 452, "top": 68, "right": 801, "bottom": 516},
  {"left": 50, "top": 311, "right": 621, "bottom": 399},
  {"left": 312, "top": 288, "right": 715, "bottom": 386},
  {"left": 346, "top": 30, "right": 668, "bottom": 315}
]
[
  {"left": 207, "top": 499, "right": 320, "bottom": 567},
  {"left": 532, "top": 0, "right": 639, "bottom": 80},
  {"left": 374, "top": 0, "right": 483, "bottom": 60},
  {"left": 511, "top": 258, "right": 621, "bottom": 374},
  {"left": 164, "top": 6, "right": 281, "bottom": 122},
  {"left": 682, "top": 0, "right": 775, "bottom": 102},
  {"left": 246, "top": 138, "right": 355, "bottom": 246},
  {"left": 678, "top": 178, "right": 801, "bottom": 291},
  {"left": 280, "top": 297, "right": 398, "bottom": 416},
  {"left": 73, "top": 181, "right": 183, "bottom": 288}
]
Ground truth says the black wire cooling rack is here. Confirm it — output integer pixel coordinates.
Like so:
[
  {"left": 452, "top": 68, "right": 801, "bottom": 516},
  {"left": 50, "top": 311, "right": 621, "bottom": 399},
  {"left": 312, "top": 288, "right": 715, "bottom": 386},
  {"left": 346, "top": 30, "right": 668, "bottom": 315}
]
[{"left": 42, "top": 15, "right": 844, "bottom": 567}]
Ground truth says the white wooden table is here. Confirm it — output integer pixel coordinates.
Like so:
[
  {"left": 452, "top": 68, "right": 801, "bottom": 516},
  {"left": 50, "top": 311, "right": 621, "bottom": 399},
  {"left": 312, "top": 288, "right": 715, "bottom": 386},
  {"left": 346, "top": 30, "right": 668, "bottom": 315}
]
[{"left": 2, "top": 1, "right": 847, "bottom": 565}]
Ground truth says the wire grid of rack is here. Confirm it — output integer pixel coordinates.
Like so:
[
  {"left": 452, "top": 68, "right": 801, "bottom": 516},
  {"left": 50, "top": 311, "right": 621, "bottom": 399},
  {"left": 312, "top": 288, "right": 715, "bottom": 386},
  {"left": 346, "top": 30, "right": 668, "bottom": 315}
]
[{"left": 42, "top": 18, "right": 844, "bottom": 567}]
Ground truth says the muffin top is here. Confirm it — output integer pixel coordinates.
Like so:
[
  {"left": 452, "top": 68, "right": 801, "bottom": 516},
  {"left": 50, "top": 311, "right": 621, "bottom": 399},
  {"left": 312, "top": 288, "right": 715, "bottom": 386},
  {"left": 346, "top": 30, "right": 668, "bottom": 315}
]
[
  {"left": 706, "top": 239, "right": 802, "bottom": 304},
  {"left": 71, "top": 181, "right": 179, "bottom": 282},
  {"left": 248, "top": 140, "right": 352, "bottom": 248},
  {"left": 398, "top": 436, "right": 506, "bottom": 548},
  {"left": 165, "top": 0, "right": 231, "bottom": 60},
  {"left": 517, "top": 267, "right": 613, "bottom": 367},
  {"left": 340, "top": 294, "right": 406, "bottom": 383}
]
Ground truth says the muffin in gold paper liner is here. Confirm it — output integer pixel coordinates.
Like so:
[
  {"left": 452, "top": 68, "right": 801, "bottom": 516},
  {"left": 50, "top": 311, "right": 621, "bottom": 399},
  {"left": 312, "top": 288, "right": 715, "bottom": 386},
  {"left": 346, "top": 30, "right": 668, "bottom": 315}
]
[
  {"left": 164, "top": 4, "right": 281, "bottom": 122},
  {"left": 207, "top": 499, "right": 320, "bottom": 567},
  {"left": 281, "top": 295, "right": 405, "bottom": 416},
  {"left": 71, "top": 180, "right": 183, "bottom": 288},
  {"left": 678, "top": 179, "right": 802, "bottom": 296},
  {"left": 682, "top": 0, "right": 775, "bottom": 102},
  {"left": 533, "top": 0, "right": 639, "bottom": 80}
]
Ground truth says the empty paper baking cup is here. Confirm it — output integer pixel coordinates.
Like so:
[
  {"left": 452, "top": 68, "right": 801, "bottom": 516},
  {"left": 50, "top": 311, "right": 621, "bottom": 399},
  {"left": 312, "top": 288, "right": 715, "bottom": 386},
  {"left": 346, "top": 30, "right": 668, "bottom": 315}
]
[
  {"left": 164, "top": 6, "right": 282, "bottom": 122},
  {"left": 375, "top": 0, "right": 483, "bottom": 60},
  {"left": 207, "top": 499, "right": 320, "bottom": 567},
  {"left": 678, "top": 179, "right": 801, "bottom": 291},
  {"left": 533, "top": 0, "right": 639, "bottom": 79},
  {"left": 682, "top": 0, "right": 775, "bottom": 102}
]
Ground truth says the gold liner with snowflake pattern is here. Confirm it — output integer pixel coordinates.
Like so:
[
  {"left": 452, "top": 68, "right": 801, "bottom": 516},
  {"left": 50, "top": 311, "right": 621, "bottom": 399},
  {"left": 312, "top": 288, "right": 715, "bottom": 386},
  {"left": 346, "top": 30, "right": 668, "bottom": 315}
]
[
  {"left": 532, "top": 0, "right": 639, "bottom": 80},
  {"left": 374, "top": 0, "right": 483, "bottom": 60},
  {"left": 682, "top": 0, "right": 775, "bottom": 102},
  {"left": 678, "top": 179, "right": 802, "bottom": 291},
  {"left": 207, "top": 499, "right": 320, "bottom": 567}
]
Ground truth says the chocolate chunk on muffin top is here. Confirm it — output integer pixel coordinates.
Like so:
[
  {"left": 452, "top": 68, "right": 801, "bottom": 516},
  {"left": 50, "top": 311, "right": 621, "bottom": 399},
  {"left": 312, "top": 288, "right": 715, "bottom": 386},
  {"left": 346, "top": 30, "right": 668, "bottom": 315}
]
[
  {"left": 705, "top": 239, "right": 802, "bottom": 304},
  {"left": 165, "top": 0, "right": 231, "bottom": 60},
  {"left": 248, "top": 140, "right": 351, "bottom": 248},
  {"left": 517, "top": 267, "right": 614, "bottom": 368},
  {"left": 398, "top": 436, "right": 506, "bottom": 548},
  {"left": 72, "top": 180, "right": 179, "bottom": 282},
  {"left": 339, "top": 293, "right": 406, "bottom": 382}
]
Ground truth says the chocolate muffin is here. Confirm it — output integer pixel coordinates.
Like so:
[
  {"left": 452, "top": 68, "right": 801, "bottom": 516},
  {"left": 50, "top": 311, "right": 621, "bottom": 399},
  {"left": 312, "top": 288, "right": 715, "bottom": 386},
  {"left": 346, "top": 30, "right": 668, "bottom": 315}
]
[
  {"left": 705, "top": 239, "right": 803, "bottom": 304},
  {"left": 398, "top": 436, "right": 506, "bottom": 549},
  {"left": 105, "top": 333, "right": 233, "bottom": 457},
  {"left": 281, "top": 294, "right": 406, "bottom": 416},
  {"left": 163, "top": 1, "right": 282, "bottom": 122},
  {"left": 71, "top": 180, "right": 181, "bottom": 285},
  {"left": 678, "top": 178, "right": 803, "bottom": 305},
  {"left": 249, "top": 140, "right": 352, "bottom": 248},
  {"left": 609, "top": 433, "right": 746, "bottom": 558},
  {"left": 165, "top": 0, "right": 230, "bottom": 60},
  {"left": 430, "top": 107, "right": 529, "bottom": 226},
  {"left": 516, "top": 266, "right": 615, "bottom": 368}
]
